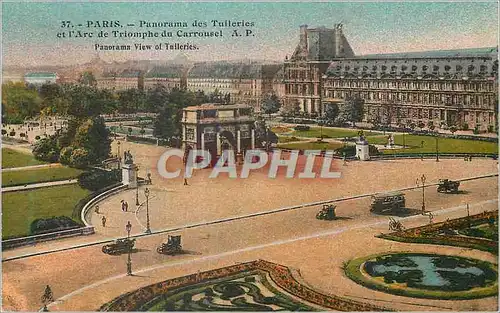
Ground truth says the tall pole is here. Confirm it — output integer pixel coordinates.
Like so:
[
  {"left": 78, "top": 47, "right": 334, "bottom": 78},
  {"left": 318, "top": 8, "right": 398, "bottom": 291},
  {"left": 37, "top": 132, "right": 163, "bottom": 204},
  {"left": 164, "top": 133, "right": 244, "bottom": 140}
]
[
  {"left": 145, "top": 188, "right": 151, "bottom": 234},
  {"left": 135, "top": 167, "right": 140, "bottom": 206},
  {"left": 435, "top": 134, "right": 439, "bottom": 162},
  {"left": 420, "top": 175, "right": 425, "bottom": 214}
]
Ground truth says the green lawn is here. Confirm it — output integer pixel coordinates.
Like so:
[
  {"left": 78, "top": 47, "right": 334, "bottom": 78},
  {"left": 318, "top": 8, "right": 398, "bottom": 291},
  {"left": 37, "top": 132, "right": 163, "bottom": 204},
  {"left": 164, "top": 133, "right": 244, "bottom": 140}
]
[
  {"left": 277, "top": 141, "right": 344, "bottom": 150},
  {"left": 368, "top": 134, "right": 498, "bottom": 154},
  {"left": 2, "top": 166, "right": 83, "bottom": 187},
  {"left": 289, "top": 127, "right": 379, "bottom": 139},
  {"left": 277, "top": 136, "right": 306, "bottom": 144},
  {"left": 2, "top": 148, "right": 47, "bottom": 169},
  {"left": 2, "top": 184, "right": 91, "bottom": 239}
]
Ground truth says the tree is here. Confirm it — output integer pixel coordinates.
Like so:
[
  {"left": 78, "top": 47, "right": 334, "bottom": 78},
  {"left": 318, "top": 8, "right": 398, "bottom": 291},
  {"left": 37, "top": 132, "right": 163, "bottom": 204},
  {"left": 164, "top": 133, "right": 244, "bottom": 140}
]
[
  {"left": 154, "top": 104, "right": 180, "bottom": 140},
  {"left": 1, "top": 129, "right": 6, "bottom": 136},
  {"left": 70, "top": 148, "right": 90, "bottom": 168},
  {"left": 33, "top": 136, "right": 59, "bottom": 162},
  {"left": 78, "top": 71, "right": 97, "bottom": 87},
  {"left": 324, "top": 103, "right": 339, "bottom": 124},
  {"left": 2, "top": 82, "right": 41, "bottom": 123},
  {"left": 72, "top": 117, "right": 111, "bottom": 162},
  {"left": 261, "top": 94, "right": 281, "bottom": 117},
  {"left": 128, "top": 127, "right": 133, "bottom": 136},
  {"left": 59, "top": 146, "right": 74, "bottom": 165},
  {"left": 337, "top": 96, "right": 364, "bottom": 127}
]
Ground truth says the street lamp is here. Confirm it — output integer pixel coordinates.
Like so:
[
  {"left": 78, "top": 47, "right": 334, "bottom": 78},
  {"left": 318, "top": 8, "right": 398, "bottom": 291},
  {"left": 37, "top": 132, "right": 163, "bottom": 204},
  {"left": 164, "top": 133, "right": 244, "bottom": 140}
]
[
  {"left": 126, "top": 221, "right": 132, "bottom": 276},
  {"left": 117, "top": 141, "right": 121, "bottom": 159},
  {"left": 416, "top": 174, "right": 426, "bottom": 214},
  {"left": 435, "top": 133, "right": 439, "bottom": 162},
  {"left": 135, "top": 166, "right": 140, "bottom": 206},
  {"left": 144, "top": 187, "right": 151, "bottom": 234}
]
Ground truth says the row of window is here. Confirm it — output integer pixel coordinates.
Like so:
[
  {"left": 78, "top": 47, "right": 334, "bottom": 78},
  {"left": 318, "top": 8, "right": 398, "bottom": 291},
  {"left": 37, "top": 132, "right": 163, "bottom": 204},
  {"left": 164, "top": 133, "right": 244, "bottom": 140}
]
[
  {"left": 328, "top": 91, "right": 495, "bottom": 108},
  {"left": 330, "top": 63, "right": 495, "bottom": 74},
  {"left": 366, "top": 106, "right": 495, "bottom": 124},
  {"left": 324, "top": 79, "right": 495, "bottom": 92}
]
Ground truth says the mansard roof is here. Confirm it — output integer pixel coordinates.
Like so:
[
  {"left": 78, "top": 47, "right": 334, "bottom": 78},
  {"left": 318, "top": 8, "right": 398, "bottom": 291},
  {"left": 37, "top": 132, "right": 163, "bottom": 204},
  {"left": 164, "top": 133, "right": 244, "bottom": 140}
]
[{"left": 325, "top": 48, "right": 498, "bottom": 79}]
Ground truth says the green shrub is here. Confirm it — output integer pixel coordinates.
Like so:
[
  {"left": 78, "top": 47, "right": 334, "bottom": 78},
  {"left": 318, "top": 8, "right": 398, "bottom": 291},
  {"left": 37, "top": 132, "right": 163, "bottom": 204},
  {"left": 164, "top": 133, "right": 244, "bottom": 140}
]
[
  {"left": 78, "top": 169, "right": 121, "bottom": 191},
  {"left": 59, "top": 146, "right": 74, "bottom": 165},
  {"left": 29, "top": 216, "right": 82, "bottom": 235},
  {"left": 70, "top": 148, "right": 90, "bottom": 168},
  {"left": 9, "top": 131, "right": 15, "bottom": 137}
]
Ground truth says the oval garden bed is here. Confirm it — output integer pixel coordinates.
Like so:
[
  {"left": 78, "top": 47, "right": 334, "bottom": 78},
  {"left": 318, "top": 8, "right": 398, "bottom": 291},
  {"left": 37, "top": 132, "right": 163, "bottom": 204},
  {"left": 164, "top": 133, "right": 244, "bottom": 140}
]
[{"left": 344, "top": 252, "right": 498, "bottom": 300}]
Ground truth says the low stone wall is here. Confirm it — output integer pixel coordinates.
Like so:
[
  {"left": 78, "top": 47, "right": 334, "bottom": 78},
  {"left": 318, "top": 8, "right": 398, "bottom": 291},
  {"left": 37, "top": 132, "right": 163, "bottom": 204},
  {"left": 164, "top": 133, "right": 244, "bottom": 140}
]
[
  {"left": 2, "top": 226, "right": 95, "bottom": 250},
  {"left": 81, "top": 184, "right": 128, "bottom": 226}
]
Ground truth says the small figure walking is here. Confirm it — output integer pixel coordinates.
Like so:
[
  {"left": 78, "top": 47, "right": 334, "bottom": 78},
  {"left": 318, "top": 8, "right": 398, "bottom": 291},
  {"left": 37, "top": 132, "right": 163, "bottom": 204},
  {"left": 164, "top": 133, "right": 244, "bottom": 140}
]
[
  {"left": 95, "top": 205, "right": 100, "bottom": 214},
  {"left": 147, "top": 173, "right": 152, "bottom": 185},
  {"left": 121, "top": 200, "right": 125, "bottom": 212},
  {"left": 469, "top": 155, "right": 472, "bottom": 162},
  {"left": 184, "top": 178, "right": 189, "bottom": 186},
  {"left": 102, "top": 216, "right": 107, "bottom": 227},
  {"left": 41, "top": 285, "right": 54, "bottom": 311},
  {"left": 124, "top": 201, "right": 129, "bottom": 212}
]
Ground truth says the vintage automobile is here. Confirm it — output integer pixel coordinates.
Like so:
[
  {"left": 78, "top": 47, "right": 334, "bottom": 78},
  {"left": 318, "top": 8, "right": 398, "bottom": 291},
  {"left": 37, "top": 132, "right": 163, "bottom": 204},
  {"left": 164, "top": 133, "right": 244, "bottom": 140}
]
[
  {"left": 157, "top": 235, "right": 182, "bottom": 255},
  {"left": 102, "top": 238, "right": 135, "bottom": 255},
  {"left": 437, "top": 179, "right": 460, "bottom": 193},
  {"left": 316, "top": 204, "right": 337, "bottom": 220},
  {"left": 370, "top": 191, "right": 406, "bottom": 214}
]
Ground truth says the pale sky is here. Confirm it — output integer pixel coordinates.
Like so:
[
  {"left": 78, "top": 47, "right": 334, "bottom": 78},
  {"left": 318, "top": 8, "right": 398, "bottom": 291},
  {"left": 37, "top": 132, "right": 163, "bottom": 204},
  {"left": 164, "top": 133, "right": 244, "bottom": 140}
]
[{"left": 2, "top": 1, "right": 498, "bottom": 67}]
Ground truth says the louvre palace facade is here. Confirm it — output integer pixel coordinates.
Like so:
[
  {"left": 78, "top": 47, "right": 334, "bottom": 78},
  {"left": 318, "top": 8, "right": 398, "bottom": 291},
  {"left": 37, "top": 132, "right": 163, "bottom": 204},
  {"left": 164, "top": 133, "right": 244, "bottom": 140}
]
[{"left": 284, "top": 24, "right": 498, "bottom": 131}]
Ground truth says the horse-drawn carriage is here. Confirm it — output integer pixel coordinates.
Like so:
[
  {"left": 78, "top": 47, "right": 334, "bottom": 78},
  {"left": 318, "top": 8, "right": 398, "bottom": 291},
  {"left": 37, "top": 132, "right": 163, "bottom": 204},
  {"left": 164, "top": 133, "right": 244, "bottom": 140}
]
[
  {"left": 370, "top": 191, "right": 406, "bottom": 214},
  {"left": 437, "top": 179, "right": 460, "bottom": 193},
  {"left": 102, "top": 238, "right": 135, "bottom": 255},
  {"left": 316, "top": 204, "right": 337, "bottom": 220},
  {"left": 157, "top": 235, "right": 182, "bottom": 255}
]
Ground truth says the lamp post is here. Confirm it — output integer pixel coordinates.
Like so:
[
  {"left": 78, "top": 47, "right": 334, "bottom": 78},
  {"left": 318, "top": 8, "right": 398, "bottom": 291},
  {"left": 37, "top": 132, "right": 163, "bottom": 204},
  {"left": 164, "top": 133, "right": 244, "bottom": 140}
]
[
  {"left": 135, "top": 166, "right": 140, "bottom": 206},
  {"left": 416, "top": 174, "right": 426, "bottom": 214},
  {"left": 144, "top": 187, "right": 151, "bottom": 234},
  {"left": 126, "top": 221, "right": 132, "bottom": 275},
  {"left": 435, "top": 133, "right": 439, "bottom": 162},
  {"left": 117, "top": 141, "right": 121, "bottom": 160}
]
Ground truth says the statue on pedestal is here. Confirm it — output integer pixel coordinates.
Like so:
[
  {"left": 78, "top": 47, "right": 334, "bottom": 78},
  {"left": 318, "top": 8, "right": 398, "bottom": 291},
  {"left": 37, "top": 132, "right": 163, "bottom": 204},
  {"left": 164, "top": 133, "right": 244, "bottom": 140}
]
[{"left": 123, "top": 150, "right": 134, "bottom": 165}]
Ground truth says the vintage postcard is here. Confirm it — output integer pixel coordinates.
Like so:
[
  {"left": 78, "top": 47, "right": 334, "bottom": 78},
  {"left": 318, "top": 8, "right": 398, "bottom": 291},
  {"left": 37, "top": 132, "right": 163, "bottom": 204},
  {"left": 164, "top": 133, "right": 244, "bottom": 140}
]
[{"left": 1, "top": 1, "right": 499, "bottom": 312}]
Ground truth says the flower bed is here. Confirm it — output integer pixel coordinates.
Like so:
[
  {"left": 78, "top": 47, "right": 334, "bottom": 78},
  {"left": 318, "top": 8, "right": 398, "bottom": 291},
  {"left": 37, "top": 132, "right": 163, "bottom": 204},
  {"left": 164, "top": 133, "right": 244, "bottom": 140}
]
[
  {"left": 99, "top": 260, "right": 390, "bottom": 311},
  {"left": 377, "top": 211, "right": 498, "bottom": 254}
]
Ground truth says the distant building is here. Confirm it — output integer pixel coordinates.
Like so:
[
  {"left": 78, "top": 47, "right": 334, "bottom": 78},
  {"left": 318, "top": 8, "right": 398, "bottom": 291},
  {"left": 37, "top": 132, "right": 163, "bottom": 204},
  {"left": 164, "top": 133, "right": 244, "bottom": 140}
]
[
  {"left": 186, "top": 62, "right": 282, "bottom": 111},
  {"left": 323, "top": 47, "right": 498, "bottom": 131},
  {"left": 24, "top": 72, "right": 58, "bottom": 85},
  {"left": 96, "top": 70, "right": 144, "bottom": 91}
]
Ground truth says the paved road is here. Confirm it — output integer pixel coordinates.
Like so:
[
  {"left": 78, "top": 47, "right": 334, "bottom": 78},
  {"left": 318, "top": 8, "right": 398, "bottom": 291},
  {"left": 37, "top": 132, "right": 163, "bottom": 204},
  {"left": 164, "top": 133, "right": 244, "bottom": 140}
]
[{"left": 2, "top": 179, "right": 78, "bottom": 193}]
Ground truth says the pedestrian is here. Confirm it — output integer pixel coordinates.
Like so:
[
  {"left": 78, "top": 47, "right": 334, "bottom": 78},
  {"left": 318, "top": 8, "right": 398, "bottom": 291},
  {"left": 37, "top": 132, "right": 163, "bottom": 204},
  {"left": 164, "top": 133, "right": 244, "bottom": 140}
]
[
  {"left": 184, "top": 178, "right": 189, "bottom": 186},
  {"left": 95, "top": 205, "right": 100, "bottom": 214},
  {"left": 124, "top": 201, "right": 128, "bottom": 212},
  {"left": 469, "top": 155, "right": 472, "bottom": 162},
  {"left": 121, "top": 200, "right": 125, "bottom": 212},
  {"left": 102, "top": 216, "right": 107, "bottom": 227}
]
